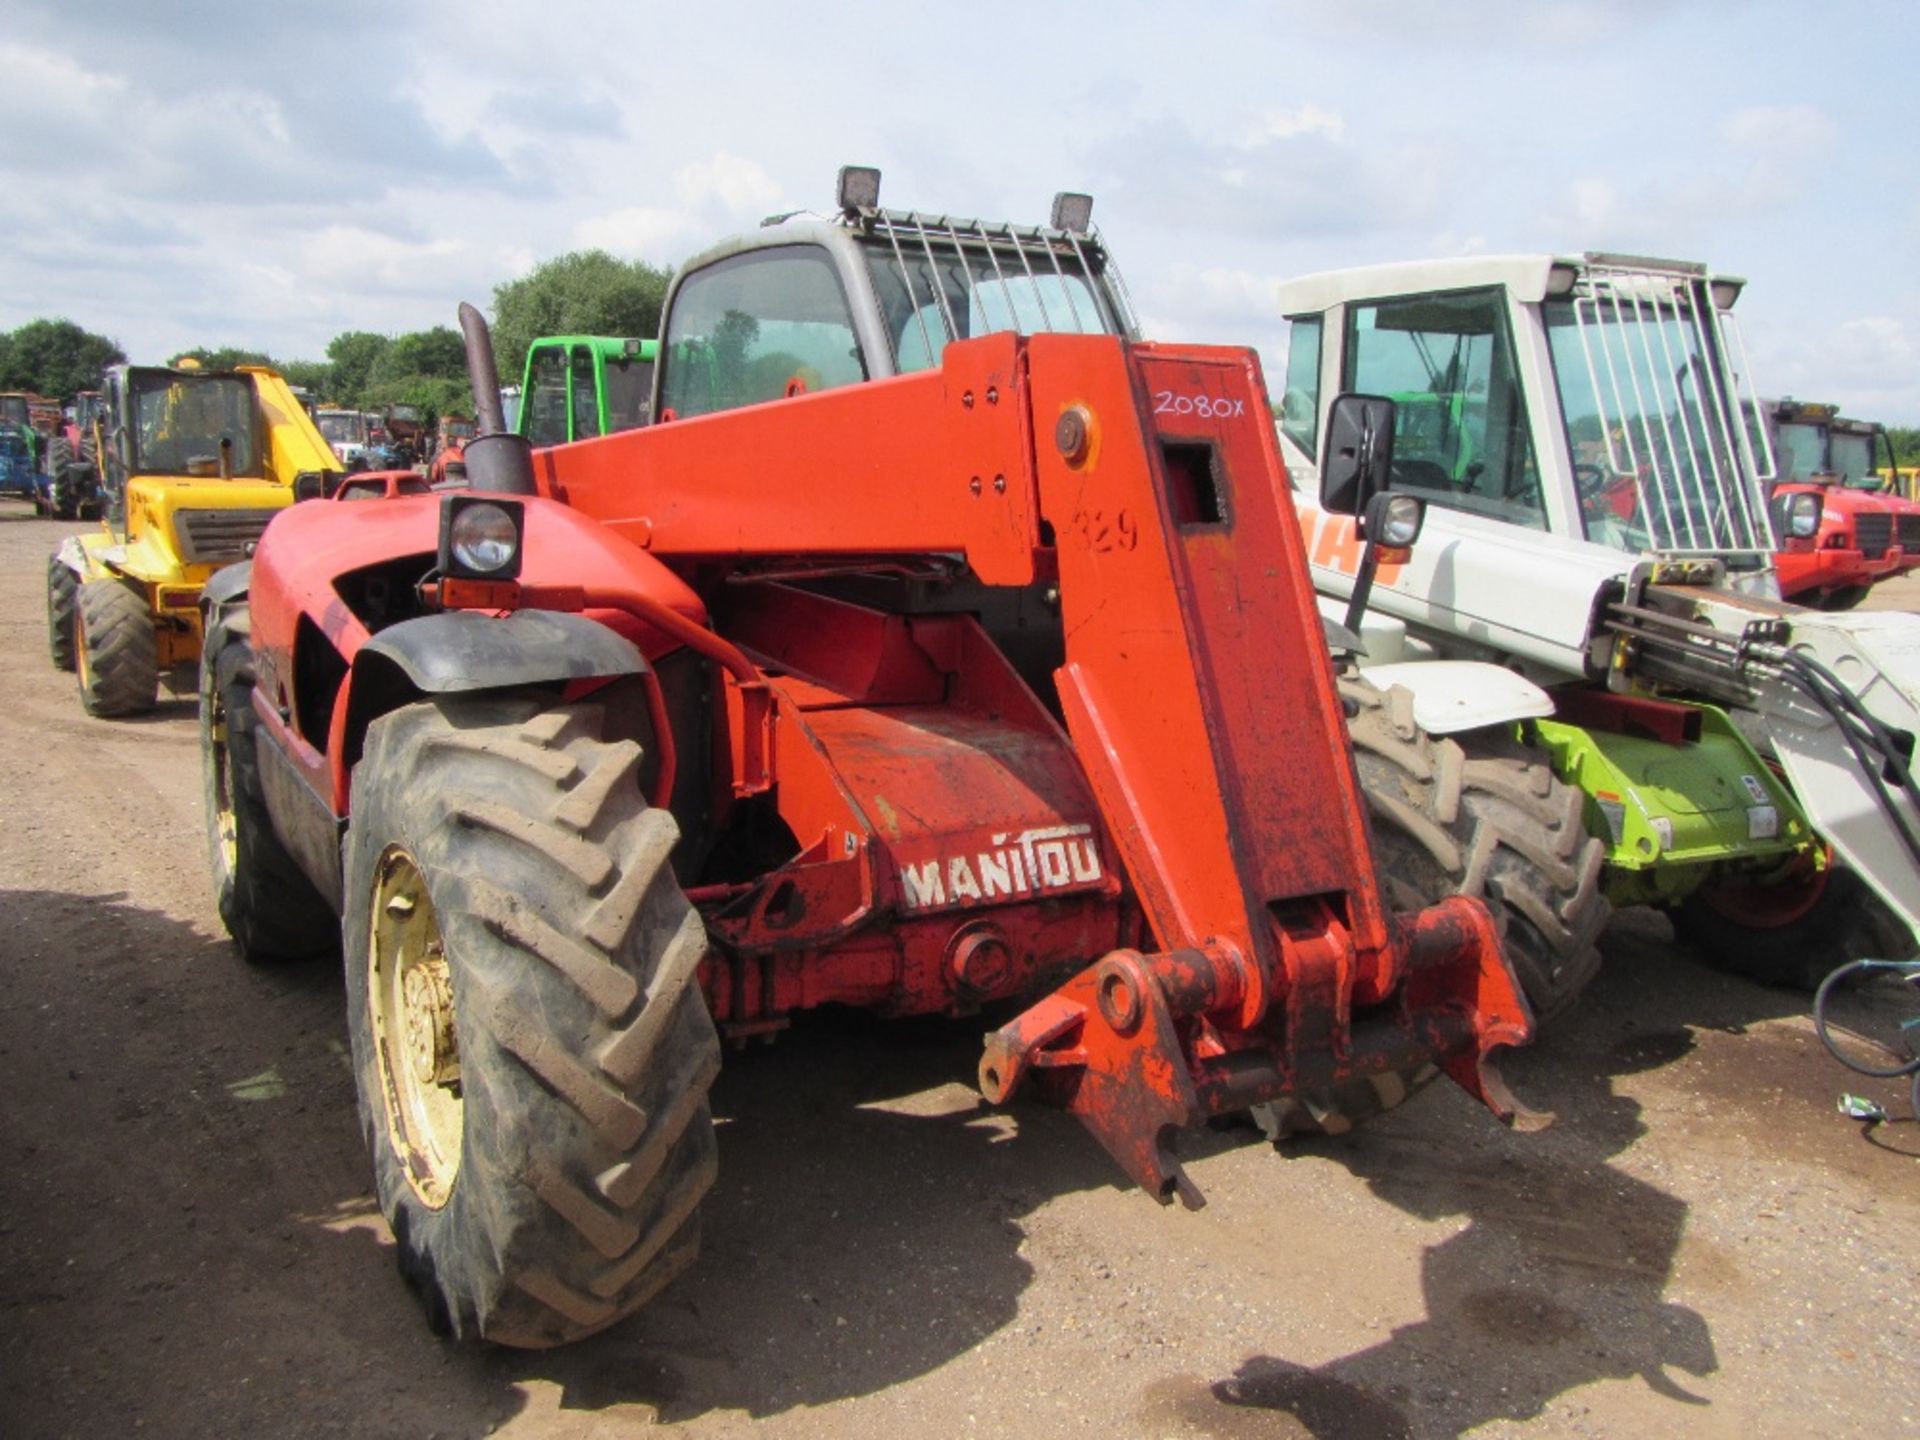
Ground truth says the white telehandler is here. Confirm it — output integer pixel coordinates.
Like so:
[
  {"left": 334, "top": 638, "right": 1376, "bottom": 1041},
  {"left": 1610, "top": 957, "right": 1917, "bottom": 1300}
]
[{"left": 1278, "top": 253, "right": 1919, "bottom": 1000}]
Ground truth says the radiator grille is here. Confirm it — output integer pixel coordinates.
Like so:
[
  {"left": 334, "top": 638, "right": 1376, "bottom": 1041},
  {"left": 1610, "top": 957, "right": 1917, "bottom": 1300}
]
[
  {"left": 173, "top": 508, "right": 279, "bottom": 564},
  {"left": 1854, "top": 511, "right": 1892, "bottom": 559},
  {"left": 1897, "top": 512, "right": 1920, "bottom": 551}
]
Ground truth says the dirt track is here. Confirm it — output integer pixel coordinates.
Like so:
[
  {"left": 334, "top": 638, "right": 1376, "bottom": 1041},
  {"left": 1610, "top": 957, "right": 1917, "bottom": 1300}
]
[{"left": 1, "top": 499, "right": 1915, "bottom": 1440}]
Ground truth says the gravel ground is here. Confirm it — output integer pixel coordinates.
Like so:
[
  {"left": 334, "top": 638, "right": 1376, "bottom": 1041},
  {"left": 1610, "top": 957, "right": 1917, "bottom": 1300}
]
[{"left": 1, "top": 499, "right": 1914, "bottom": 1439}]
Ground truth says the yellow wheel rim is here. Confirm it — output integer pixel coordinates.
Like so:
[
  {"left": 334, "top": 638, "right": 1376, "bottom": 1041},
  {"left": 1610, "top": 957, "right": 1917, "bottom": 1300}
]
[
  {"left": 208, "top": 696, "right": 238, "bottom": 876},
  {"left": 368, "top": 847, "right": 463, "bottom": 1209}
]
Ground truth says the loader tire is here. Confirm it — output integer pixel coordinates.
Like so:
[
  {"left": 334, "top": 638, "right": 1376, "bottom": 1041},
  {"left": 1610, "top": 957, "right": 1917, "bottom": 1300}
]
[
  {"left": 1673, "top": 866, "right": 1916, "bottom": 990},
  {"left": 1252, "top": 677, "right": 1608, "bottom": 1138},
  {"left": 344, "top": 695, "right": 720, "bottom": 1347},
  {"left": 75, "top": 579, "right": 158, "bottom": 716},
  {"left": 201, "top": 633, "right": 336, "bottom": 962},
  {"left": 47, "top": 554, "right": 78, "bottom": 671}
]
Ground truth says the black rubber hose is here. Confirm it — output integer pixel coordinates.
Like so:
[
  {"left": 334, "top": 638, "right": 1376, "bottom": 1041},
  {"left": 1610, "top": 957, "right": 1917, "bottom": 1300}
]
[
  {"left": 1772, "top": 649, "right": 1920, "bottom": 867},
  {"left": 1812, "top": 958, "right": 1920, "bottom": 1080}
]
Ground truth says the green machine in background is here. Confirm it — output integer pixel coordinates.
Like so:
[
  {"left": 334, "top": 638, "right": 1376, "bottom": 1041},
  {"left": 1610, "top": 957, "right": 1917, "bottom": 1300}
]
[{"left": 516, "top": 335, "right": 658, "bottom": 445}]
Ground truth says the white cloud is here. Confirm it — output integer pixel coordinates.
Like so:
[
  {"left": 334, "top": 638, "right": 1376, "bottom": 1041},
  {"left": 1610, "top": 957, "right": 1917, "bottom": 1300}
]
[
  {"left": 0, "top": 0, "right": 1913, "bottom": 423},
  {"left": 571, "top": 152, "right": 787, "bottom": 262},
  {"left": 674, "top": 152, "right": 782, "bottom": 214},
  {"left": 1242, "top": 103, "right": 1345, "bottom": 146},
  {"left": 1719, "top": 103, "right": 1838, "bottom": 153},
  {"left": 571, "top": 205, "right": 698, "bottom": 258}
]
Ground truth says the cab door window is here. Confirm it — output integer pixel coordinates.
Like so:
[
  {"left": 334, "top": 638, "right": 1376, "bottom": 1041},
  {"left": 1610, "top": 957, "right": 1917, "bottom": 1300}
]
[
  {"left": 1278, "top": 315, "right": 1322, "bottom": 460},
  {"left": 524, "top": 347, "right": 569, "bottom": 446},
  {"left": 659, "top": 246, "right": 867, "bottom": 419},
  {"left": 570, "top": 347, "right": 600, "bottom": 440},
  {"left": 1343, "top": 288, "right": 1544, "bottom": 527}
]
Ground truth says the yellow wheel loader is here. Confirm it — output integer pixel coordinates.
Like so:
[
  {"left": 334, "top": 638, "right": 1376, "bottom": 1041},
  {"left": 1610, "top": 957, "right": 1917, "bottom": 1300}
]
[{"left": 47, "top": 361, "right": 341, "bottom": 717}]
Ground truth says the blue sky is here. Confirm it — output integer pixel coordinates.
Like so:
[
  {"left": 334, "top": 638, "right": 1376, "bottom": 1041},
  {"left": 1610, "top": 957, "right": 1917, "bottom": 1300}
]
[{"left": 3, "top": 1, "right": 1915, "bottom": 419}]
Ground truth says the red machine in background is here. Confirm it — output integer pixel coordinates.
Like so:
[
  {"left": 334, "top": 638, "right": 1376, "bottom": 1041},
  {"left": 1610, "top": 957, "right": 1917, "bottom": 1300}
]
[{"left": 1765, "top": 399, "right": 1911, "bottom": 607}]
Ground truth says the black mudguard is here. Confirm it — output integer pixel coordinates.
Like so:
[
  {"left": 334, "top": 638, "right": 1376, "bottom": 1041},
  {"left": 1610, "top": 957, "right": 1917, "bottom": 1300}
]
[{"left": 356, "top": 609, "right": 646, "bottom": 693}]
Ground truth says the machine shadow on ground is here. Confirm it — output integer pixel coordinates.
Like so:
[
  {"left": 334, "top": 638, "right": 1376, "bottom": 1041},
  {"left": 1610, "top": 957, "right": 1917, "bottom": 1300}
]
[
  {"left": 469, "top": 1004, "right": 1134, "bottom": 1424},
  {"left": 1136, "top": 911, "right": 1913, "bottom": 1439},
  {"left": 470, "top": 913, "right": 1846, "bottom": 1430},
  {"left": 3, "top": 877, "right": 1904, "bottom": 1438}
]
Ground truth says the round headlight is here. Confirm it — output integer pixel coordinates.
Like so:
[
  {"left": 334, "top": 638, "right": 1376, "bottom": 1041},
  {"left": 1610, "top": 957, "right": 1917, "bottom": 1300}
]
[
  {"left": 450, "top": 501, "right": 519, "bottom": 573},
  {"left": 1379, "top": 494, "right": 1423, "bottom": 547}
]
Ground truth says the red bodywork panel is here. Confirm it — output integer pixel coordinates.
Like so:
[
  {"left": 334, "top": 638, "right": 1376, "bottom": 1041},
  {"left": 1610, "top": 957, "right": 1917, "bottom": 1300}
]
[
  {"left": 249, "top": 331, "right": 1532, "bottom": 1202},
  {"left": 246, "top": 489, "right": 706, "bottom": 811},
  {"left": 1772, "top": 481, "right": 1904, "bottom": 600}
]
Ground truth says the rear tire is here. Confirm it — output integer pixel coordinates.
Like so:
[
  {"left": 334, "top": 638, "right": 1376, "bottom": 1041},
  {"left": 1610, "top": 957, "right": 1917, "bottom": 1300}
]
[
  {"left": 1674, "top": 866, "right": 1915, "bottom": 989},
  {"left": 45, "top": 437, "right": 77, "bottom": 519},
  {"left": 201, "top": 630, "right": 336, "bottom": 962},
  {"left": 1253, "top": 677, "right": 1608, "bottom": 1138},
  {"left": 47, "top": 555, "right": 78, "bottom": 672},
  {"left": 344, "top": 696, "right": 720, "bottom": 1347},
  {"left": 75, "top": 579, "right": 158, "bottom": 716}
]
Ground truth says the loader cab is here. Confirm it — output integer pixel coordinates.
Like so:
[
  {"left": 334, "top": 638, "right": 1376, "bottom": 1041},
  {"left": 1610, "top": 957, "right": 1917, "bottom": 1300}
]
[
  {"left": 653, "top": 167, "right": 1137, "bottom": 424},
  {"left": 517, "top": 336, "right": 657, "bottom": 446},
  {"left": 1279, "top": 254, "right": 1779, "bottom": 572},
  {"left": 122, "top": 367, "right": 262, "bottom": 478}
]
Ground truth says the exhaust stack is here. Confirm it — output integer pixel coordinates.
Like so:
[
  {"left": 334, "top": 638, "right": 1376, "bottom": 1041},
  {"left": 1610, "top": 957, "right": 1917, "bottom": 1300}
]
[{"left": 456, "top": 301, "right": 536, "bottom": 496}]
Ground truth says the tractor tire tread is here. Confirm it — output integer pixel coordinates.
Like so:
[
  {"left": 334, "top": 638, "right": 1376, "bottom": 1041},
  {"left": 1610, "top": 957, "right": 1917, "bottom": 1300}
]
[
  {"left": 46, "top": 554, "right": 78, "bottom": 671},
  {"left": 202, "top": 633, "right": 338, "bottom": 961},
  {"left": 1254, "top": 676, "right": 1610, "bottom": 1139},
  {"left": 346, "top": 697, "right": 720, "bottom": 1348},
  {"left": 76, "top": 580, "right": 157, "bottom": 716},
  {"left": 1343, "top": 675, "right": 1609, "bottom": 1026}
]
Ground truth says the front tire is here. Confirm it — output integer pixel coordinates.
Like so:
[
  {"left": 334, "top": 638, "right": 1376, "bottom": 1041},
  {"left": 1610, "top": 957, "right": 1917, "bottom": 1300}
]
[
  {"left": 201, "top": 630, "right": 336, "bottom": 961},
  {"left": 344, "top": 696, "right": 720, "bottom": 1347},
  {"left": 47, "top": 555, "right": 78, "bottom": 671},
  {"left": 75, "top": 579, "right": 158, "bottom": 716}
]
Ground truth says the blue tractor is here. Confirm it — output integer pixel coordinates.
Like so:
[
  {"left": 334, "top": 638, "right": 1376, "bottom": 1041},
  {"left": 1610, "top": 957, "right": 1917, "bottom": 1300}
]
[{"left": 0, "top": 394, "right": 41, "bottom": 503}]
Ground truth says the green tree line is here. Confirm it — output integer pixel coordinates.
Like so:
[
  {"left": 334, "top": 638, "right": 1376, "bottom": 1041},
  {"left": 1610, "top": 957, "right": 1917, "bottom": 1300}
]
[{"left": 0, "top": 249, "right": 671, "bottom": 423}]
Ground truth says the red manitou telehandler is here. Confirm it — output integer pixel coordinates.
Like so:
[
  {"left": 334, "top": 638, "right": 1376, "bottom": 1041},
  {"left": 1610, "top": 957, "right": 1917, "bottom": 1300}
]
[{"left": 201, "top": 169, "right": 1538, "bottom": 1347}]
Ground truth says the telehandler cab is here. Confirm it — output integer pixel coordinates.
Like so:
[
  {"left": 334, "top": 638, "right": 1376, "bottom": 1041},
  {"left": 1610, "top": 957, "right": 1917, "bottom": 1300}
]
[
  {"left": 46, "top": 360, "right": 340, "bottom": 715},
  {"left": 1278, "top": 254, "right": 1920, "bottom": 993},
  {"left": 203, "top": 169, "right": 1538, "bottom": 1348}
]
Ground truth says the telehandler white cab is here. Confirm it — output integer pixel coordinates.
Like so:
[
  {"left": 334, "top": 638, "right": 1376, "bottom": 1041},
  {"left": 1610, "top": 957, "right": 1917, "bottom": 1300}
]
[{"left": 1280, "top": 253, "right": 1919, "bottom": 990}]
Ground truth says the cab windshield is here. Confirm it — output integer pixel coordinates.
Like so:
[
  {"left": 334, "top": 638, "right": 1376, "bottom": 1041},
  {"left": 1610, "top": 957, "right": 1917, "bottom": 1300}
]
[
  {"left": 1543, "top": 290, "right": 1771, "bottom": 556},
  {"left": 863, "top": 238, "right": 1117, "bottom": 373},
  {"left": 1773, "top": 421, "right": 1825, "bottom": 482},
  {"left": 317, "top": 411, "right": 367, "bottom": 445},
  {"left": 130, "top": 372, "right": 259, "bottom": 476},
  {"left": 0, "top": 396, "right": 28, "bottom": 426},
  {"left": 1831, "top": 432, "right": 1876, "bottom": 486}
]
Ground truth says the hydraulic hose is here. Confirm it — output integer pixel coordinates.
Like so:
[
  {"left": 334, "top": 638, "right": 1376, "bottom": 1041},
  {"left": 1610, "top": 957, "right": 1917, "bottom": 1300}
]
[
  {"left": 1812, "top": 957, "right": 1920, "bottom": 1120},
  {"left": 1762, "top": 645, "right": 1920, "bottom": 870}
]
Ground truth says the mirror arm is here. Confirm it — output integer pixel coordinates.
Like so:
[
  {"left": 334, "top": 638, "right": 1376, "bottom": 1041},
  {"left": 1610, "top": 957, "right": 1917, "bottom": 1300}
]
[{"left": 1344, "top": 534, "right": 1384, "bottom": 635}]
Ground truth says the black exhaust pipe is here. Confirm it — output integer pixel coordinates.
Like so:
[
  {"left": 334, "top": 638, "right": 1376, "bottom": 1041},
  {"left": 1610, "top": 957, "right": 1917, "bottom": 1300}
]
[{"left": 456, "top": 301, "right": 535, "bottom": 496}]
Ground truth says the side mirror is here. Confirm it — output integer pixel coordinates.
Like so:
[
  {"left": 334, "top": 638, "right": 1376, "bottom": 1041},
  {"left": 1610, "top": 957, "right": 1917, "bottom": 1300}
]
[{"left": 1318, "top": 394, "right": 1397, "bottom": 516}]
